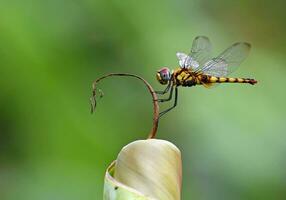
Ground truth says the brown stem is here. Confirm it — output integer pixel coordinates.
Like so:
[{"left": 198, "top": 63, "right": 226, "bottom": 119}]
[{"left": 90, "top": 73, "right": 159, "bottom": 139}]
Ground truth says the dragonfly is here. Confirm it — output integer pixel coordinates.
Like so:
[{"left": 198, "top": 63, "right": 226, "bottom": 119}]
[{"left": 156, "top": 36, "right": 257, "bottom": 117}]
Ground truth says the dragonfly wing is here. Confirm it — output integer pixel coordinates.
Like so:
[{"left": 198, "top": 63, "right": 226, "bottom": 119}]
[
  {"left": 177, "top": 36, "right": 212, "bottom": 70},
  {"left": 189, "top": 36, "right": 212, "bottom": 69},
  {"left": 199, "top": 42, "right": 251, "bottom": 76},
  {"left": 202, "top": 58, "right": 228, "bottom": 77},
  {"left": 176, "top": 52, "right": 190, "bottom": 68}
]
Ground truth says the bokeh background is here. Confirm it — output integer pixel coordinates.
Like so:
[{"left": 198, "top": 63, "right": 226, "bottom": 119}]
[{"left": 1, "top": 0, "right": 286, "bottom": 199}]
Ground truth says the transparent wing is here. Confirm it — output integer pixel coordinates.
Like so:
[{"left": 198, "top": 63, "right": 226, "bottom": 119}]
[
  {"left": 199, "top": 42, "right": 251, "bottom": 76},
  {"left": 189, "top": 36, "right": 212, "bottom": 68},
  {"left": 176, "top": 52, "right": 200, "bottom": 69},
  {"left": 177, "top": 36, "right": 212, "bottom": 70},
  {"left": 176, "top": 52, "right": 188, "bottom": 67},
  {"left": 201, "top": 58, "right": 228, "bottom": 77}
]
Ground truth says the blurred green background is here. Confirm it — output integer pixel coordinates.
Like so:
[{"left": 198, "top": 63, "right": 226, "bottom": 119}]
[{"left": 0, "top": 0, "right": 285, "bottom": 199}]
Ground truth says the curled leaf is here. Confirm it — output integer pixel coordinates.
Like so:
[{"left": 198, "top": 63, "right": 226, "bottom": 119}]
[
  {"left": 104, "top": 139, "right": 182, "bottom": 200},
  {"left": 104, "top": 161, "right": 154, "bottom": 200}
]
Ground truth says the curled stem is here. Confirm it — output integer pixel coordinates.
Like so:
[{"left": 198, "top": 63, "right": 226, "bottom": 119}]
[{"left": 90, "top": 73, "right": 159, "bottom": 139}]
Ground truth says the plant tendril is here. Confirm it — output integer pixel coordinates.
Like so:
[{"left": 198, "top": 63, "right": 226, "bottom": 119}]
[{"left": 90, "top": 73, "right": 159, "bottom": 139}]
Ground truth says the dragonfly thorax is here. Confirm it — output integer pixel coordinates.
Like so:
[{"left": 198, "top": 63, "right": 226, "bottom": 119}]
[{"left": 156, "top": 67, "right": 172, "bottom": 85}]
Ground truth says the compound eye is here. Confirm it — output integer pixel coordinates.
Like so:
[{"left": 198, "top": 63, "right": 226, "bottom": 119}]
[{"left": 161, "top": 72, "right": 167, "bottom": 80}]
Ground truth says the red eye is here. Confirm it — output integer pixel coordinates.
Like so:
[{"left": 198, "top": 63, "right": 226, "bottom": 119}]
[
  {"left": 157, "top": 67, "right": 170, "bottom": 82},
  {"left": 160, "top": 68, "right": 169, "bottom": 74}
]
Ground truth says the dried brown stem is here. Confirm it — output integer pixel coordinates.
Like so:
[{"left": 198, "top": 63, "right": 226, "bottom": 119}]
[{"left": 90, "top": 73, "right": 159, "bottom": 139}]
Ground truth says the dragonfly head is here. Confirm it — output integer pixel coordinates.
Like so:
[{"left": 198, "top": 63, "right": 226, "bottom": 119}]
[{"left": 156, "top": 67, "right": 172, "bottom": 85}]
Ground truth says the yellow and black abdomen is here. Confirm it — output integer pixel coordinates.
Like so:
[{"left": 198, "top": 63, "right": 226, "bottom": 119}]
[
  {"left": 201, "top": 76, "right": 257, "bottom": 85},
  {"left": 174, "top": 68, "right": 257, "bottom": 87}
]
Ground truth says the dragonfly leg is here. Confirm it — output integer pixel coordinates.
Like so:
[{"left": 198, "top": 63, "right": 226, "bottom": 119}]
[
  {"left": 155, "top": 82, "right": 172, "bottom": 95},
  {"left": 158, "top": 85, "right": 174, "bottom": 102},
  {"left": 159, "top": 87, "right": 178, "bottom": 118}
]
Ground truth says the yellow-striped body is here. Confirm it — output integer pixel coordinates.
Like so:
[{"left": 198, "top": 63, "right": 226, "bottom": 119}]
[{"left": 173, "top": 68, "right": 257, "bottom": 87}]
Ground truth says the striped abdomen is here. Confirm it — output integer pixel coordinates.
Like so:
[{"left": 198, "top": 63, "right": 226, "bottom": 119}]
[{"left": 200, "top": 75, "right": 257, "bottom": 85}]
